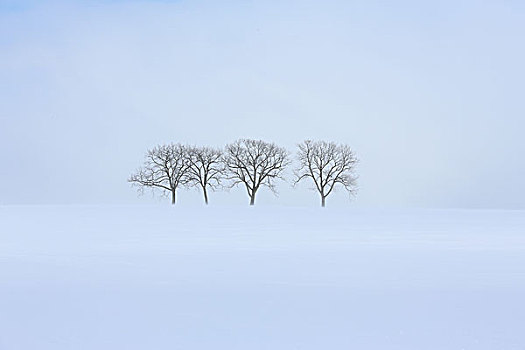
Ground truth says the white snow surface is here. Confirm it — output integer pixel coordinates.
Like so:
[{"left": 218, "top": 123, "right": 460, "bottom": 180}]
[{"left": 1, "top": 205, "right": 524, "bottom": 349}]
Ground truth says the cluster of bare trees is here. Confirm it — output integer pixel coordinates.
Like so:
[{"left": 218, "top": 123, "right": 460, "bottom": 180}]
[{"left": 129, "top": 139, "right": 358, "bottom": 207}]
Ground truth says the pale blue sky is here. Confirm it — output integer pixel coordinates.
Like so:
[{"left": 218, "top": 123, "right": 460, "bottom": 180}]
[{"left": 1, "top": 0, "right": 524, "bottom": 208}]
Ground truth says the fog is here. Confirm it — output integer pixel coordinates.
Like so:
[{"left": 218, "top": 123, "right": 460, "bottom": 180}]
[{"left": 1, "top": 0, "right": 524, "bottom": 208}]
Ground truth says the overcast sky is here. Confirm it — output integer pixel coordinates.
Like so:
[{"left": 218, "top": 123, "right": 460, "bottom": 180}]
[{"left": 1, "top": 0, "right": 524, "bottom": 208}]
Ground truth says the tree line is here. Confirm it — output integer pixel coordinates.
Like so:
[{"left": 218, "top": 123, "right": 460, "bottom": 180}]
[{"left": 128, "top": 139, "right": 358, "bottom": 207}]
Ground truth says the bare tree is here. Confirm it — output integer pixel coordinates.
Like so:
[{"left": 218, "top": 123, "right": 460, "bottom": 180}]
[
  {"left": 185, "top": 146, "right": 225, "bottom": 205},
  {"left": 294, "top": 140, "right": 358, "bottom": 207},
  {"left": 128, "top": 143, "right": 189, "bottom": 205},
  {"left": 224, "top": 139, "right": 290, "bottom": 205}
]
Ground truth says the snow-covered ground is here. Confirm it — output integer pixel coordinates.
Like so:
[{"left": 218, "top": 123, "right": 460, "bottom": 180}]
[{"left": 1, "top": 205, "right": 524, "bottom": 349}]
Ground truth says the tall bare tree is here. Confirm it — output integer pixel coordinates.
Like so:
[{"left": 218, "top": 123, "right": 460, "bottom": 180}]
[
  {"left": 128, "top": 143, "right": 189, "bottom": 205},
  {"left": 224, "top": 139, "right": 289, "bottom": 205},
  {"left": 185, "top": 146, "right": 225, "bottom": 205},
  {"left": 294, "top": 140, "right": 358, "bottom": 207}
]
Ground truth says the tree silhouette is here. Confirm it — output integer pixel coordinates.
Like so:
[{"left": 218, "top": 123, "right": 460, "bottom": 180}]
[
  {"left": 129, "top": 143, "right": 189, "bottom": 204},
  {"left": 224, "top": 139, "right": 289, "bottom": 205},
  {"left": 294, "top": 140, "right": 358, "bottom": 207}
]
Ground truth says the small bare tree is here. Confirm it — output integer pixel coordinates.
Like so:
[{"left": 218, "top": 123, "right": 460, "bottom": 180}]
[
  {"left": 128, "top": 143, "right": 189, "bottom": 205},
  {"left": 224, "top": 139, "right": 289, "bottom": 205},
  {"left": 294, "top": 140, "right": 358, "bottom": 207},
  {"left": 185, "top": 146, "right": 225, "bottom": 205}
]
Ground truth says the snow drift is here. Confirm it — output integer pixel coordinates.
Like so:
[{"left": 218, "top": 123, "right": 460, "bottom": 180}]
[{"left": 0, "top": 205, "right": 524, "bottom": 349}]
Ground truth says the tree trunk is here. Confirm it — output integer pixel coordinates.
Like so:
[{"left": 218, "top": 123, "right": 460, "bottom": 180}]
[
  {"left": 250, "top": 194, "right": 256, "bottom": 206},
  {"left": 321, "top": 195, "right": 326, "bottom": 207},
  {"left": 171, "top": 190, "right": 176, "bottom": 205},
  {"left": 203, "top": 186, "right": 209, "bottom": 205}
]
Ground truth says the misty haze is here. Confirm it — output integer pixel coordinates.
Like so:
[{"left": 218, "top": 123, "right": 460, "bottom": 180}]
[{"left": 1, "top": 0, "right": 524, "bottom": 349}]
